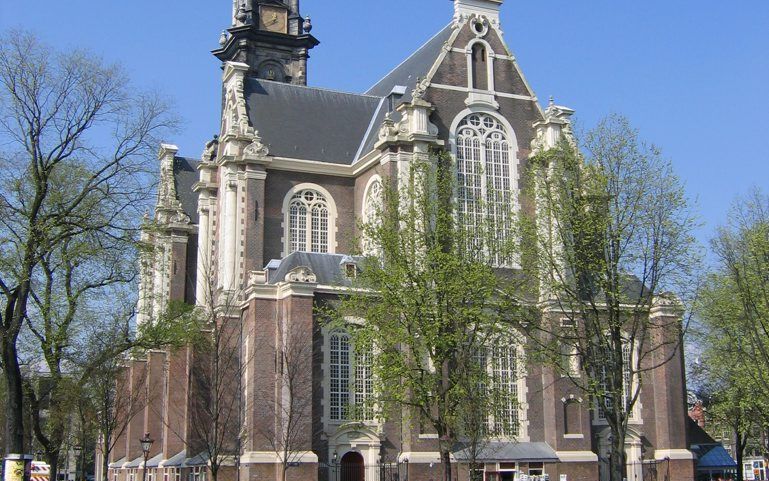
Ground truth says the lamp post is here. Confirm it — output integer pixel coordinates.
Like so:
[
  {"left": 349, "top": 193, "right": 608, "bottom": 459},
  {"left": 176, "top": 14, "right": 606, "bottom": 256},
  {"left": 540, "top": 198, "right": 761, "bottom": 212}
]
[
  {"left": 139, "top": 434, "right": 154, "bottom": 481},
  {"left": 73, "top": 446, "right": 82, "bottom": 481}
]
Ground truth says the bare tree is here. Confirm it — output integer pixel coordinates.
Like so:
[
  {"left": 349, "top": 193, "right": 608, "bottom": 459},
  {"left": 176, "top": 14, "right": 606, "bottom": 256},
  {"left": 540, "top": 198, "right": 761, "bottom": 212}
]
[
  {"left": 0, "top": 30, "right": 175, "bottom": 455},
  {"left": 159, "top": 263, "right": 250, "bottom": 481},
  {"left": 88, "top": 356, "right": 149, "bottom": 481},
  {"left": 525, "top": 115, "right": 700, "bottom": 481}
]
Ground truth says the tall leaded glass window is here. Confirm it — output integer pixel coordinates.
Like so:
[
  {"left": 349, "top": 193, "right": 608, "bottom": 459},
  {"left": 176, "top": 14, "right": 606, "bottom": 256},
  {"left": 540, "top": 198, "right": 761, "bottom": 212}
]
[
  {"left": 596, "top": 340, "right": 635, "bottom": 420},
  {"left": 362, "top": 179, "right": 384, "bottom": 256},
  {"left": 329, "top": 331, "right": 351, "bottom": 421},
  {"left": 288, "top": 189, "right": 330, "bottom": 253},
  {"left": 455, "top": 113, "right": 515, "bottom": 266},
  {"left": 329, "top": 330, "right": 374, "bottom": 422},
  {"left": 489, "top": 345, "right": 520, "bottom": 437}
]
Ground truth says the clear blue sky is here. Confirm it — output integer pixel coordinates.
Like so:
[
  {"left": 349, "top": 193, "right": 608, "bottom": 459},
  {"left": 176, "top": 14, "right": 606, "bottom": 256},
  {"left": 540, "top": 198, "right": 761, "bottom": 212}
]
[{"left": 1, "top": 0, "right": 767, "bottom": 250}]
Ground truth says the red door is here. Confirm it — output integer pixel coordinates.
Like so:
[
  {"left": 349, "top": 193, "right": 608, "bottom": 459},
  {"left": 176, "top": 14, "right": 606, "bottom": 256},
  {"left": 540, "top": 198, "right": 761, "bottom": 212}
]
[{"left": 340, "top": 452, "right": 365, "bottom": 481}]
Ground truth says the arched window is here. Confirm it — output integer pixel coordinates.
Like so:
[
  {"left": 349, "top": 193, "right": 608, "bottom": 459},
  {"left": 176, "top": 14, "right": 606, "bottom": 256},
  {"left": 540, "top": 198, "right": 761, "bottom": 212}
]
[
  {"left": 596, "top": 339, "right": 636, "bottom": 421},
  {"left": 362, "top": 177, "right": 384, "bottom": 256},
  {"left": 286, "top": 188, "right": 331, "bottom": 254},
  {"left": 489, "top": 344, "right": 521, "bottom": 437},
  {"left": 329, "top": 331, "right": 351, "bottom": 421},
  {"left": 474, "top": 335, "right": 525, "bottom": 439},
  {"left": 329, "top": 330, "right": 374, "bottom": 422},
  {"left": 455, "top": 113, "right": 515, "bottom": 265},
  {"left": 471, "top": 43, "right": 488, "bottom": 91}
]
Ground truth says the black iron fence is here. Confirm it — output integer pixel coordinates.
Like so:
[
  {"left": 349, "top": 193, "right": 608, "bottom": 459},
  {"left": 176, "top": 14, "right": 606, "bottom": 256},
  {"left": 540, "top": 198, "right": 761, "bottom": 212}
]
[{"left": 317, "top": 462, "right": 403, "bottom": 481}]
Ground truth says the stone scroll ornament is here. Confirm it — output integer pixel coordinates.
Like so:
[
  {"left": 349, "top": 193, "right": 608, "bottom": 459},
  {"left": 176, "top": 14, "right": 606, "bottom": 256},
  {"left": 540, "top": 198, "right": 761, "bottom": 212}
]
[{"left": 286, "top": 266, "right": 317, "bottom": 283}]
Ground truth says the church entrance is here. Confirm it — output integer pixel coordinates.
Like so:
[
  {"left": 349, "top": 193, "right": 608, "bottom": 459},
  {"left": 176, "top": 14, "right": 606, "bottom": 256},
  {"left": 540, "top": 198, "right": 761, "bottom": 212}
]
[{"left": 340, "top": 452, "right": 365, "bottom": 481}]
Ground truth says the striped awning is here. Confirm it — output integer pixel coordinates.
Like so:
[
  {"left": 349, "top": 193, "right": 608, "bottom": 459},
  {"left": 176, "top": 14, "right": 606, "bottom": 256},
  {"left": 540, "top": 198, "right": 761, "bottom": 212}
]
[{"left": 31, "top": 462, "right": 50, "bottom": 481}]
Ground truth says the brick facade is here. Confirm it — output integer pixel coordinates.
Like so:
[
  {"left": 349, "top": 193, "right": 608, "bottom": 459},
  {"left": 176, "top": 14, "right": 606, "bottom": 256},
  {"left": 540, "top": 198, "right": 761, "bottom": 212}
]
[{"left": 103, "top": 1, "right": 696, "bottom": 481}]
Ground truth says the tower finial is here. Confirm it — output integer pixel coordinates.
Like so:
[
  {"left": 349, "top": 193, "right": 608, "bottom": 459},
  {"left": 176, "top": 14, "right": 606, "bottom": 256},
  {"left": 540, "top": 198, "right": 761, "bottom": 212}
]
[{"left": 454, "top": 0, "right": 503, "bottom": 25}]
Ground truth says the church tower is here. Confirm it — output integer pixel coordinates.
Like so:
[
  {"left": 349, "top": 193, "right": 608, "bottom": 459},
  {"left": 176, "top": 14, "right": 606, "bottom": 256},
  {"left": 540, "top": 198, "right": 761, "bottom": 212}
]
[{"left": 214, "top": 0, "right": 319, "bottom": 85}]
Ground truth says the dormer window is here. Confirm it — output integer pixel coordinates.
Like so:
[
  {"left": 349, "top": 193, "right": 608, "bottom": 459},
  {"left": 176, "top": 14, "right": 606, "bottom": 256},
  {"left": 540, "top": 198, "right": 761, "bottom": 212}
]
[
  {"left": 345, "top": 263, "right": 357, "bottom": 279},
  {"left": 341, "top": 257, "right": 358, "bottom": 279}
]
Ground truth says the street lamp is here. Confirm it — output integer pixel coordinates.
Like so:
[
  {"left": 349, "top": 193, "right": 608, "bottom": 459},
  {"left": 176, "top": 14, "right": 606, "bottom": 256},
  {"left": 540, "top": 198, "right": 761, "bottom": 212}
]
[
  {"left": 73, "top": 445, "right": 82, "bottom": 481},
  {"left": 139, "top": 433, "right": 154, "bottom": 481}
]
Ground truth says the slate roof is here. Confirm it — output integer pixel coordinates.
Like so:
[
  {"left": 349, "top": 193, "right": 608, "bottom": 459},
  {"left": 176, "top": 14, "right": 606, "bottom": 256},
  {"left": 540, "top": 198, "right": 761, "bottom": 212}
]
[
  {"left": 366, "top": 24, "right": 453, "bottom": 101},
  {"left": 173, "top": 157, "right": 200, "bottom": 224},
  {"left": 453, "top": 441, "right": 559, "bottom": 462},
  {"left": 124, "top": 456, "right": 144, "bottom": 469},
  {"left": 244, "top": 79, "right": 381, "bottom": 165},
  {"left": 241, "top": 25, "right": 452, "bottom": 166},
  {"left": 355, "top": 24, "right": 454, "bottom": 159},
  {"left": 688, "top": 417, "right": 716, "bottom": 446},
  {"left": 159, "top": 450, "right": 186, "bottom": 468},
  {"left": 267, "top": 252, "right": 360, "bottom": 286},
  {"left": 145, "top": 453, "right": 164, "bottom": 468}
]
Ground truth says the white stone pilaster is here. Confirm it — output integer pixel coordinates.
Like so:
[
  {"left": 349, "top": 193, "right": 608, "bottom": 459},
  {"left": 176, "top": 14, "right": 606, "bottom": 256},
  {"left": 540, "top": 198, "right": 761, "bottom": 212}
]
[
  {"left": 220, "top": 165, "right": 239, "bottom": 291},
  {"left": 196, "top": 199, "right": 211, "bottom": 306}
]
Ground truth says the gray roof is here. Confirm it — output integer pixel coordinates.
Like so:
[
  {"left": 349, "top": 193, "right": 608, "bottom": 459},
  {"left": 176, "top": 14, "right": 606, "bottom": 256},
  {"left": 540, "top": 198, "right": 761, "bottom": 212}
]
[
  {"left": 108, "top": 458, "right": 126, "bottom": 469},
  {"left": 245, "top": 79, "right": 381, "bottom": 165},
  {"left": 183, "top": 452, "right": 209, "bottom": 467},
  {"left": 267, "top": 252, "right": 360, "bottom": 286},
  {"left": 124, "top": 456, "right": 144, "bottom": 469},
  {"left": 145, "top": 453, "right": 164, "bottom": 468},
  {"left": 174, "top": 157, "right": 200, "bottom": 224},
  {"left": 453, "top": 442, "right": 559, "bottom": 463},
  {"left": 159, "top": 450, "right": 186, "bottom": 468},
  {"left": 366, "top": 24, "right": 453, "bottom": 101},
  {"left": 242, "top": 25, "right": 453, "bottom": 166}
]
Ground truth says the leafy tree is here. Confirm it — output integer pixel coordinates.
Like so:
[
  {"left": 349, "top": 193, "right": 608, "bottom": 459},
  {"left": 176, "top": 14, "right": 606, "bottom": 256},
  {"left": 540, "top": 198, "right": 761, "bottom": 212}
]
[
  {"left": 335, "top": 153, "right": 529, "bottom": 481},
  {"left": 0, "top": 30, "right": 174, "bottom": 457},
  {"left": 695, "top": 189, "right": 769, "bottom": 480},
  {"left": 524, "top": 115, "right": 699, "bottom": 481}
]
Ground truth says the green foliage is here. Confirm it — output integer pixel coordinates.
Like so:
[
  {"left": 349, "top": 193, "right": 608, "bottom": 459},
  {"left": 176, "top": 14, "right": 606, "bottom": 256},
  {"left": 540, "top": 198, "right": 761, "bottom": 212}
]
[
  {"left": 134, "top": 300, "right": 205, "bottom": 352},
  {"left": 694, "top": 190, "right": 769, "bottom": 466},
  {"left": 332, "top": 151, "right": 530, "bottom": 479},
  {"left": 522, "top": 115, "right": 699, "bottom": 481}
]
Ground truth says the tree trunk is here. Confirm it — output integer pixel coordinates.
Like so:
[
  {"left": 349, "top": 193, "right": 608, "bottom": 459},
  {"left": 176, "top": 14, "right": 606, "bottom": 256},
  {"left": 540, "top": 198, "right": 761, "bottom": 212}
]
[
  {"left": 103, "top": 442, "right": 111, "bottom": 481},
  {"left": 611, "top": 432, "right": 626, "bottom": 481},
  {"left": 2, "top": 331, "right": 25, "bottom": 453},
  {"left": 736, "top": 429, "right": 748, "bottom": 481},
  {"left": 441, "top": 448, "right": 452, "bottom": 481},
  {"left": 46, "top": 449, "right": 60, "bottom": 481}
]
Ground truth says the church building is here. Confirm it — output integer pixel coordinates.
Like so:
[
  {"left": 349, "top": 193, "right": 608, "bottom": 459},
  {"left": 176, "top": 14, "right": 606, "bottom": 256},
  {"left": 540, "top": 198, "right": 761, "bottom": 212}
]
[{"left": 105, "top": 1, "right": 696, "bottom": 481}]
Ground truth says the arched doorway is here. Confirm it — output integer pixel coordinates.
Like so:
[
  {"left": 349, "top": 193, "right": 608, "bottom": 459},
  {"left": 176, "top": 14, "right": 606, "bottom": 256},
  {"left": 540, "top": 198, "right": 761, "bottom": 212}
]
[{"left": 340, "top": 452, "right": 365, "bottom": 481}]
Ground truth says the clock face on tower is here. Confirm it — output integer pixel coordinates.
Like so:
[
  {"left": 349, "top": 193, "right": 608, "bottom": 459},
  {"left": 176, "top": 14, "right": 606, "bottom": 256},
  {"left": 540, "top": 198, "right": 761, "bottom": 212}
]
[{"left": 259, "top": 6, "right": 288, "bottom": 34}]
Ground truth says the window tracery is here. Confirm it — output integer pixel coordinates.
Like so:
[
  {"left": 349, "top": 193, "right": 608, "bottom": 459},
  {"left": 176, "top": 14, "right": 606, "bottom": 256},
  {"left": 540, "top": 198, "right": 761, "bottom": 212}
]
[
  {"left": 329, "top": 330, "right": 374, "bottom": 422},
  {"left": 287, "top": 189, "right": 330, "bottom": 254},
  {"left": 455, "top": 113, "right": 515, "bottom": 266},
  {"left": 362, "top": 178, "right": 384, "bottom": 256}
]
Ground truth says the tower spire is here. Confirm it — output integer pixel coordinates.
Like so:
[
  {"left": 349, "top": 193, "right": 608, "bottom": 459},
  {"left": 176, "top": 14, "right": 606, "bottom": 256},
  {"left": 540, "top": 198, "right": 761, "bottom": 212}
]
[{"left": 216, "top": 0, "right": 319, "bottom": 85}]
